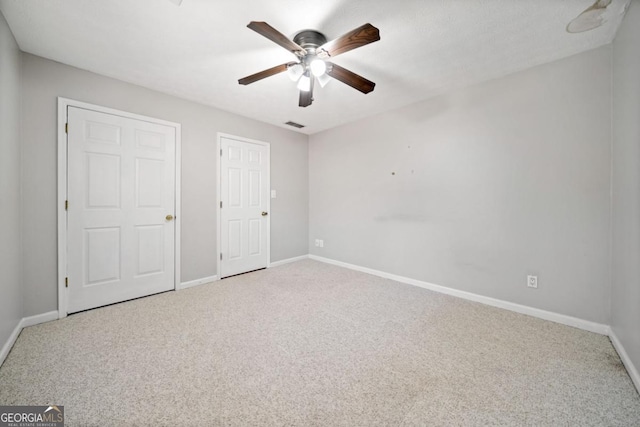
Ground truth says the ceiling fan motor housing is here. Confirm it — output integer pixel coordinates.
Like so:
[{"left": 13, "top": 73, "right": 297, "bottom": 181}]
[{"left": 293, "top": 30, "right": 327, "bottom": 53}]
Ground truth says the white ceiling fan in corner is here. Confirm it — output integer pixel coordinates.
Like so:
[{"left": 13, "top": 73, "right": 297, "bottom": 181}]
[{"left": 566, "top": 0, "right": 630, "bottom": 33}]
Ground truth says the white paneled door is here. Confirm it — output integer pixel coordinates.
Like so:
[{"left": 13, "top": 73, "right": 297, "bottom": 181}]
[
  {"left": 220, "top": 136, "right": 269, "bottom": 278},
  {"left": 66, "top": 106, "right": 176, "bottom": 313}
]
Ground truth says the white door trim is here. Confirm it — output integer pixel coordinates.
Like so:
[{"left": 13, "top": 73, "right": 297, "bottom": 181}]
[
  {"left": 216, "top": 133, "right": 270, "bottom": 278},
  {"left": 57, "top": 97, "right": 182, "bottom": 318}
]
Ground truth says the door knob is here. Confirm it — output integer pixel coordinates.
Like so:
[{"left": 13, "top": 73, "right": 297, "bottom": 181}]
[
  {"left": 261, "top": 212, "right": 268, "bottom": 216},
  {"left": 166, "top": 214, "right": 174, "bottom": 221}
]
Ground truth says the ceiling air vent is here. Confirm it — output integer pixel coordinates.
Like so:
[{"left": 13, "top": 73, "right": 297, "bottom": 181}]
[{"left": 285, "top": 121, "right": 305, "bottom": 129}]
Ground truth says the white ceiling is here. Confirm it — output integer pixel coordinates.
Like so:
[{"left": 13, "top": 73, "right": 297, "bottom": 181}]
[{"left": 0, "top": 0, "right": 630, "bottom": 134}]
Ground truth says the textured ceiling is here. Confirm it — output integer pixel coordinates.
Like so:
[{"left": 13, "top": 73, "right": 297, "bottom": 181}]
[{"left": 0, "top": 0, "right": 631, "bottom": 134}]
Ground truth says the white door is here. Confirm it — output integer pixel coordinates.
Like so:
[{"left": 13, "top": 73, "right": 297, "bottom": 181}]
[
  {"left": 66, "top": 106, "right": 176, "bottom": 313},
  {"left": 220, "top": 136, "right": 269, "bottom": 278}
]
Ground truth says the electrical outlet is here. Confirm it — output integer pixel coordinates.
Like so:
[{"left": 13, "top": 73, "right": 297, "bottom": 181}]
[
  {"left": 314, "top": 239, "right": 320, "bottom": 247},
  {"left": 319, "top": 239, "right": 324, "bottom": 248},
  {"left": 527, "top": 275, "right": 538, "bottom": 289}
]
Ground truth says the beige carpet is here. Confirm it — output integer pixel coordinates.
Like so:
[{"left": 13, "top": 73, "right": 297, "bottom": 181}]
[{"left": 1, "top": 259, "right": 639, "bottom": 426}]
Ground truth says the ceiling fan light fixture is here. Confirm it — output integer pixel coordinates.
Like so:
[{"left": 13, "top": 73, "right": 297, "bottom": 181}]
[
  {"left": 317, "top": 72, "right": 331, "bottom": 88},
  {"left": 287, "top": 63, "right": 304, "bottom": 81},
  {"left": 297, "top": 73, "right": 311, "bottom": 92},
  {"left": 567, "top": 0, "right": 612, "bottom": 33},
  {"left": 567, "top": 9, "right": 605, "bottom": 32},
  {"left": 239, "top": 21, "right": 380, "bottom": 107},
  {"left": 310, "top": 58, "right": 327, "bottom": 77}
]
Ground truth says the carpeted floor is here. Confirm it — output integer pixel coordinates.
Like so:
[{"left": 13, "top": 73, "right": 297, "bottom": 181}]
[{"left": 1, "top": 259, "right": 639, "bottom": 426}]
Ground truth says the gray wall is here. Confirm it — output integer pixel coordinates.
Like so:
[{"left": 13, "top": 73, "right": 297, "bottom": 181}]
[
  {"left": 309, "top": 46, "right": 612, "bottom": 324},
  {"left": 0, "top": 11, "right": 22, "bottom": 345},
  {"left": 20, "top": 53, "right": 308, "bottom": 316},
  {"left": 612, "top": 0, "right": 640, "bottom": 378}
]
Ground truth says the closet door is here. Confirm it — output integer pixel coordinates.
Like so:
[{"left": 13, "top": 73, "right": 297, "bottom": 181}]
[{"left": 66, "top": 106, "right": 176, "bottom": 313}]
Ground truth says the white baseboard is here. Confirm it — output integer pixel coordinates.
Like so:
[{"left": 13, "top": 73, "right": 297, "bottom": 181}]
[
  {"left": 309, "top": 255, "right": 610, "bottom": 335},
  {"left": 269, "top": 255, "right": 309, "bottom": 268},
  {"left": 0, "top": 320, "right": 23, "bottom": 368},
  {"left": 0, "top": 310, "right": 59, "bottom": 367},
  {"left": 22, "top": 311, "right": 59, "bottom": 328},
  {"left": 178, "top": 275, "right": 219, "bottom": 290},
  {"left": 178, "top": 256, "right": 310, "bottom": 289},
  {"left": 609, "top": 329, "right": 640, "bottom": 393}
]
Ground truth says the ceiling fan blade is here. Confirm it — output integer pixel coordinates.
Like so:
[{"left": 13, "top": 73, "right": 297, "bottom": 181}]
[
  {"left": 299, "top": 76, "right": 314, "bottom": 107},
  {"left": 238, "top": 62, "right": 295, "bottom": 85},
  {"left": 247, "top": 21, "right": 306, "bottom": 56},
  {"left": 326, "top": 63, "right": 375, "bottom": 94},
  {"left": 318, "top": 23, "right": 380, "bottom": 58}
]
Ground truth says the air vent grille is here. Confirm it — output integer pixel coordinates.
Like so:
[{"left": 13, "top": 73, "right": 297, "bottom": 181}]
[{"left": 285, "top": 121, "right": 305, "bottom": 129}]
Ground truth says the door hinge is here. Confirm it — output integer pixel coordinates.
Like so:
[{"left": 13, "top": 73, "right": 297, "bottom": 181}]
[
  {"left": 220, "top": 201, "right": 222, "bottom": 208},
  {"left": 65, "top": 200, "right": 68, "bottom": 210},
  {"left": 65, "top": 123, "right": 68, "bottom": 134},
  {"left": 220, "top": 148, "right": 222, "bottom": 156},
  {"left": 65, "top": 277, "right": 68, "bottom": 288},
  {"left": 220, "top": 253, "right": 223, "bottom": 261}
]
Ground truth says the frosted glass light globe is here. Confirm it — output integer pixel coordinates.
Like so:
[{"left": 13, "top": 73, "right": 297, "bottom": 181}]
[
  {"left": 310, "top": 59, "right": 327, "bottom": 77},
  {"left": 317, "top": 72, "right": 331, "bottom": 88},
  {"left": 287, "top": 63, "right": 304, "bottom": 81},
  {"left": 297, "top": 74, "right": 311, "bottom": 92}
]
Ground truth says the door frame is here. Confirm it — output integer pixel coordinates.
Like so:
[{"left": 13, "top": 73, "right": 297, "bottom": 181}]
[
  {"left": 216, "top": 133, "right": 271, "bottom": 278},
  {"left": 57, "top": 97, "right": 182, "bottom": 318}
]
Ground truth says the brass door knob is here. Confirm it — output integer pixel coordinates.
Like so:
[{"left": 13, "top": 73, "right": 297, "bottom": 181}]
[
  {"left": 261, "top": 212, "right": 268, "bottom": 216},
  {"left": 166, "top": 214, "right": 174, "bottom": 221}
]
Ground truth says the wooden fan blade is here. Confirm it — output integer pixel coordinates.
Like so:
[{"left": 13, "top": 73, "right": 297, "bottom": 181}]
[
  {"left": 247, "top": 21, "right": 306, "bottom": 56},
  {"left": 238, "top": 62, "right": 295, "bottom": 85},
  {"left": 299, "top": 76, "right": 314, "bottom": 107},
  {"left": 318, "top": 23, "right": 380, "bottom": 58},
  {"left": 326, "top": 63, "right": 375, "bottom": 94}
]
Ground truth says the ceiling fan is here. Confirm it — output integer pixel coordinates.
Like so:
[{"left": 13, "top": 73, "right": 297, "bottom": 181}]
[{"left": 238, "top": 21, "right": 380, "bottom": 107}]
